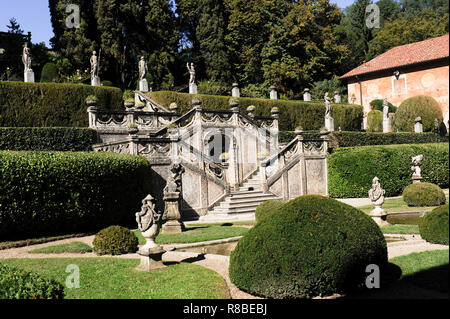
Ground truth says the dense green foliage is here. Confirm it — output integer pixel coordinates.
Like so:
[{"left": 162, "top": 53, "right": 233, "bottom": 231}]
[
  {"left": 0, "top": 81, "right": 123, "bottom": 127},
  {"left": 229, "top": 195, "right": 387, "bottom": 298},
  {"left": 278, "top": 131, "right": 448, "bottom": 146},
  {"left": 254, "top": 200, "right": 286, "bottom": 223},
  {"left": 40, "top": 62, "right": 59, "bottom": 83},
  {"left": 93, "top": 226, "right": 139, "bottom": 255},
  {"left": 0, "top": 151, "right": 153, "bottom": 240},
  {"left": 419, "top": 204, "right": 449, "bottom": 245},
  {"left": 370, "top": 99, "right": 397, "bottom": 113},
  {"left": 149, "top": 91, "right": 363, "bottom": 131},
  {"left": 0, "top": 263, "right": 64, "bottom": 299},
  {"left": 367, "top": 110, "right": 383, "bottom": 132},
  {"left": 402, "top": 182, "right": 446, "bottom": 207},
  {"left": 393, "top": 96, "right": 444, "bottom": 132},
  {"left": 0, "top": 127, "right": 97, "bottom": 151},
  {"left": 328, "top": 143, "right": 449, "bottom": 198}
]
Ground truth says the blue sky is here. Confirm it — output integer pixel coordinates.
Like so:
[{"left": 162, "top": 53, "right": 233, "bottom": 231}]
[{"left": 0, "top": 0, "right": 356, "bottom": 47}]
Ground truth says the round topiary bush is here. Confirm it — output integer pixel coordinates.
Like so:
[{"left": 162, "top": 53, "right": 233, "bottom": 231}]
[
  {"left": 393, "top": 96, "right": 443, "bottom": 132},
  {"left": 40, "top": 62, "right": 59, "bottom": 83},
  {"left": 255, "top": 199, "right": 286, "bottom": 223},
  {"left": 402, "top": 182, "right": 446, "bottom": 207},
  {"left": 93, "top": 225, "right": 139, "bottom": 255},
  {"left": 367, "top": 110, "right": 383, "bottom": 132},
  {"left": 229, "top": 195, "right": 388, "bottom": 298},
  {"left": 419, "top": 204, "right": 449, "bottom": 245}
]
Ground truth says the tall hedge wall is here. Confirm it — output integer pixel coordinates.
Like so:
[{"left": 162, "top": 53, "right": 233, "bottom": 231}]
[
  {"left": 149, "top": 91, "right": 363, "bottom": 131},
  {"left": 328, "top": 143, "right": 449, "bottom": 198},
  {"left": 0, "top": 151, "right": 153, "bottom": 240},
  {"left": 0, "top": 127, "right": 97, "bottom": 151},
  {"left": 0, "top": 81, "right": 123, "bottom": 127}
]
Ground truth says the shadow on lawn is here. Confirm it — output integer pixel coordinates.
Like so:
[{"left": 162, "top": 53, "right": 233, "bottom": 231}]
[{"left": 344, "top": 262, "right": 449, "bottom": 299}]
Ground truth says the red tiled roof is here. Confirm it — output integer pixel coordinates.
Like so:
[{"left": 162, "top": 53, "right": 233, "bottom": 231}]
[{"left": 340, "top": 34, "right": 449, "bottom": 79}]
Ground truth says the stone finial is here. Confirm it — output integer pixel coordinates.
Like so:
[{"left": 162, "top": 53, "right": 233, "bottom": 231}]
[
  {"left": 368, "top": 177, "right": 389, "bottom": 226},
  {"left": 169, "top": 102, "right": 179, "bottom": 113},
  {"left": 229, "top": 98, "right": 239, "bottom": 110},
  {"left": 271, "top": 106, "right": 279, "bottom": 119},
  {"left": 270, "top": 86, "right": 278, "bottom": 100},
  {"left": 192, "top": 98, "right": 202, "bottom": 109},
  {"left": 414, "top": 117, "right": 423, "bottom": 133},
  {"left": 232, "top": 83, "right": 240, "bottom": 98},
  {"left": 303, "top": 88, "right": 311, "bottom": 102},
  {"left": 247, "top": 105, "right": 255, "bottom": 118}
]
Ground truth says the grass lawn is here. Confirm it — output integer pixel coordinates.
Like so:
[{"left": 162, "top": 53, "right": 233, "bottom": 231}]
[
  {"left": 380, "top": 224, "right": 420, "bottom": 234},
  {"left": 135, "top": 225, "right": 249, "bottom": 245},
  {"left": 0, "top": 258, "right": 230, "bottom": 299},
  {"left": 28, "top": 242, "right": 93, "bottom": 254},
  {"left": 358, "top": 196, "right": 449, "bottom": 215},
  {"left": 390, "top": 250, "right": 449, "bottom": 293}
]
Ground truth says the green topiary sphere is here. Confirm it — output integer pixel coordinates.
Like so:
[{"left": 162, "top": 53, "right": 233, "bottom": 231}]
[
  {"left": 367, "top": 110, "right": 383, "bottom": 132},
  {"left": 93, "top": 225, "right": 138, "bottom": 255},
  {"left": 419, "top": 204, "right": 449, "bottom": 245},
  {"left": 255, "top": 199, "right": 286, "bottom": 223},
  {"left": 40, "top": 62, "right": 58, "bottom": 83},
  {"left": 229, "top": 195, "right": 387, "bottom": 299},
  {"left": 393, "top": 96, "right": 443, "bottom": 132},
  {"left": 402, "top": 182, "right": 446, "bottom": 207}
]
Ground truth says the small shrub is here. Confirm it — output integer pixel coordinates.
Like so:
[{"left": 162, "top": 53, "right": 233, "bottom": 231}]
[
  {"left": 93, "top": 225, "right": 139, "bottom": 255},
  {"left": 393, "top": 96, "right": 443, "bottom": 132},
  {"left": 367, "top": 110, "right": 383, "bottom": 132},
  {"left": 370, "top": 99, "right": 397, "bottom": 113},
  {"left": 402, "top": 182, "right": 446, "bottom": 207},
  {"left": 229, "top": 195, "right": 387, "bottom": 299},
  {"left": 0, "top": 263, "right": 64, "bottom": 299},
  {"left": 40, "top": 62, "right": 58, "bottom": 83},
  {"left": 420, "top": 204, "right": 449, "bottom": 245},
  {"left": 255, "top": 200, "right": 286, "bottom": 223}
]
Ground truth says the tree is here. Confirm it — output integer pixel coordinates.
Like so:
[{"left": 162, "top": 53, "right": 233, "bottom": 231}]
[{"left": 6, "top": 18, "right": 24, "bottom": 34}]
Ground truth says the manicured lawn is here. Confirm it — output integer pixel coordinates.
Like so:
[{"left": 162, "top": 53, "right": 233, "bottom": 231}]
[
  {"left": 135, "top": 225, "right": 249, "bottom": 245},
  {"left": 358, "top": 196, "right": 449, "bottom": 214},
  {"left": 381, "top": 224, "right": 420, "bottom": 234},
  {"left": 0, "top": 258, "right": 230, "bottom": 299},
  {"left": 0, "top": 233, "right": 91, "bottom": 251},
  {"left": 390, "top": 250, "right": 449, "bottom": 293},
  {"left": 28, "top": 242, "right": 93, "bottom": 254}
]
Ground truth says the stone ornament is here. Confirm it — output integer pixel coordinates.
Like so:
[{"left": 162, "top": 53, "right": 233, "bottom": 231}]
[
  {"left": 22, "top": 43, "right": 32, "bottom": 72},
  {"left": 324, "top": 92, "right": 334, "bottom": 132},
  {"left": 382, "top": 98, "right": 392, "bottom": 133},
  {"left": 411, "top": 154, "right": 424, "bottom": 183},
  {"left": 162, "top": 163, "right": 185, "bottom": 233},
  {"left": 90, "top": 51, "right": 100, "bottom": 86},
  {"left": 368, "top": 177, "right": 389, "bottom": 226},
  {"left": 187, "top": 62, "right": 197, "bottom": 94},
  {"left": 414, "top": 117, "right": 423, "bottom": 133}
]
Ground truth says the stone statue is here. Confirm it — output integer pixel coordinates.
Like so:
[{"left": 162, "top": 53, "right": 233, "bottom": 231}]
[
  {"left": 411, "top": 154, "right": 424, "bottom": 183},
  {"left": 382, "top": 98, "right": 392, "bottom": 133},
  {"left": 138, "top": 56, "right": 148, "bottom": 81},
  {"left": 162, "top": 163, "right": 185, "bottom": 233},
  {"left": 90, "top": 51, "right": 99, "bottom": 78},
  {"left": 382, "top": 98, "right": 389, "bottom": 120},
  {"left": 324, "top": 92, "right": 332, "bottom": 118},
  {"left": 187, "top": 62, "right": 195, "bottom": 85},
  {"left": 164, "top": 163, "right": 184, "bottom": 194},
  {"left": 136, "top": 194, "right": 163, "bottom": 251},
  {"left": 22, "top": 43, "right": 32, "bottom": 72},
  {"left": 368, "top": 177, "right": 389, "bottom": 226}
]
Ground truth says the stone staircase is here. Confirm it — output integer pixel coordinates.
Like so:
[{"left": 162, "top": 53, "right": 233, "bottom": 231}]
[{"left": 199, "top": 170, "right": 282, "bottom": 221}]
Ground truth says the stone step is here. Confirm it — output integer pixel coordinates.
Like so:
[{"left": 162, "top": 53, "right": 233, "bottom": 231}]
[
  {"left": 221, "top": 195, "right": 280, "bottom": 205},
  {"left": 210, "top": 206, "right": 259, "bottom": 215},
  {"left": 228, "top": 192, "right": 275, "bottom": 200}
]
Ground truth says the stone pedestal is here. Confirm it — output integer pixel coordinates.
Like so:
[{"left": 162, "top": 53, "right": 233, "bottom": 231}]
[
  {"left": 303, "top": 89, "right": 311, "bottom": 102},
  {"left": 162, "top": 192, "right": 184, "bottom": 233},
  {"left": 412, "top": 175, "right": 423, "bottom": 184},
  {"left": 139, "top": 79, "right": 149, "bottom": 92},
  {"left": 232, "top": 83, "right": 240, "bottom": 98},
  {"left": 136, "top": 247, "right": 166, "bottom": 271},
  {"left": 91, "top": 76, "right": 101, "bottom": 86},
  {"left": 270, "top": 86, "right": 278, "bottom": 100},
  {"left": 383, "top": 118, "right": 392, "bottom": 133},
  {"left": 370, "top": 207, "right": 390, "bottom": 227},
  {"left": 24, "top": 71, "right": 35, "bottom": 83},
  {"left": 414, "top": 121, "right": 423, "bottom": 133},
  {"left": 189, "top": 83, "right": 197, "bottom": 94},
  {"left": 325, "top": 116, "right": 334, "bottom": 132}
]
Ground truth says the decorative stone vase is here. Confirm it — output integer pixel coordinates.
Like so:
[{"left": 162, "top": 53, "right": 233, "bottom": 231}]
[{"left": 124, "top": 101, "right": 135, "bottom": 109}]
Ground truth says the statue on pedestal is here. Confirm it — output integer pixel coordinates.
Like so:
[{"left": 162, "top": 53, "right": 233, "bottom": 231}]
[
  {"left": 22, "top": 43, "right": 32, "bottom": 72},
  {"left": 411, "top": 155, "right": 424, "bottom": 183},
  {"left": 162, "top": 163, "right": 185, "bottom": 233},
  {"left": 324, "top": 92, "right": 334, "bottom": 131},
  {"left": 368, "top": 177, "right": 389, "bottom": 226},
  {"left": 187, "top": 63, "right": 197, "bottom": 94},
  {"left": 138, "top": 56, "right": 149, "bottom": 92},
  {"left": 90, "top": 51, "right": 100, "bottom": 86}
]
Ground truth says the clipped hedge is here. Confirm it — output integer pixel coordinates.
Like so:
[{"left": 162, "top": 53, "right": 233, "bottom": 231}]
[
  {"left": 93, "top": 225, "right": 139, "bottom": 255},
  {"left": 278, "top": 131, "right": 448, "bottom": 146},
  {"left": 229, "top": 195, "right": 387, "bottom": 298},
  {"left": 393, "top": 95, "right": 443, "bottom": 132},
  {"left": 402, "top": 182, "right": 446, "bottom": 207},
  {"left": 0, "top": 263, "right": 65, "bottom": 299},
  {"left": 0, "top": 81, "right": 123, "bottom": 127},
  {"left": 367, "top": 110, "right": 383, "bottom": 132},
  {"left": 419, "top": 204, "right": 449, "bottom": 245},
  {"left": 0, "top": 151, "right": 153, "bottom": 240},
  {"left": 149, "top": 91, "right": 363, "bottom": 131},
  {"left": 370, "top": 99, "right": 397, "bottom": 113},
  {"left": 0, "top": 127, "right": 97, "bottom": 151},
  {"left": 328, "top": 143, "right": 449, "bottom": 198},
  {"left": 255, "top": 199, "right": 286, "bottom": 223}
]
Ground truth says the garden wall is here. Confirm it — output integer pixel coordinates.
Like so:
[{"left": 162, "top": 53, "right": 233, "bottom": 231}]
[{"left": 328, "top": 143, "right": 449, "bottom": 198}]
